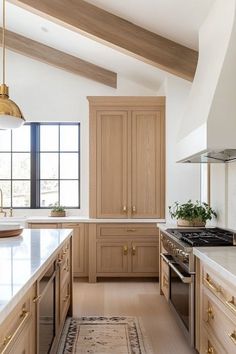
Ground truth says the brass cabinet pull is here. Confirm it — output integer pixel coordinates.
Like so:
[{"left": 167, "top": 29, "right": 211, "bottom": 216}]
[
  {"left": 206, "top": 346, "right": 214, "bottom": 354},
  {"left": 33, "top": 295, "right": 41, "bottom": 303},
  {"left": 127, "top": 229, "right": 136, "bottom": 232},
  {"left": 1, "top": 308, "right": 29, "bottom": 352},
  {"left": 226, "top": 297, "right": 236, "bottom": 313},
  {"left": 123, "top": 245, "right": 128, "bottom": 255},
  {"left": 132, "top": 246, "right": 136, "bottom": 256},
  {"left": 229, "top": 330, "right": 236, "bottom": 345},
  {"left": 122, "top": 205, "right": 128, "bottom": 213},
  {"left": 132, "top": 206, "right": 136, "bottom": 213},
  {"left": 207, "top": 306, "right": 214, "bottom": 321},
  {"left": 204, "top": 274, "right": 221, "bottom": 294}
]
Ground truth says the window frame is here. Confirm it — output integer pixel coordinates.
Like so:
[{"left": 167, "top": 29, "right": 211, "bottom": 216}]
[{"left": 0, "top": 122, "right": 80, "bottom": 209}]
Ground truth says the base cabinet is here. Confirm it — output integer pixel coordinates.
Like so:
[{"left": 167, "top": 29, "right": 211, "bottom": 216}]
[
  {"left": 0, "top": 286, "right": 36, "bottom": 354},
  {"left": 90, "top": 223, "right": 159, "bottom": 282},
  {"left": 198, "top": 262, "right": 236, "bottom": 354}
]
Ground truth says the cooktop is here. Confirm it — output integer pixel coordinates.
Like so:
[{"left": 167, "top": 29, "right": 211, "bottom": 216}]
[{"left": 166, "top": 227, "right": 235, "bottom": 247}]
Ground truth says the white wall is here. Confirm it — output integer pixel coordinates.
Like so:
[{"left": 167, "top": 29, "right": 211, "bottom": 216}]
[
  {"left": 4, "top": 51, "right": 157, "bottom": 217},
  {"left": 3, "top": 51, "right": 202, "bottom": 219},
  {"left": 211, "top": 163, "right": 236, "bottom": 230},
  {"left": 164, "top": 76, "right": 201, "bottom": 222}
]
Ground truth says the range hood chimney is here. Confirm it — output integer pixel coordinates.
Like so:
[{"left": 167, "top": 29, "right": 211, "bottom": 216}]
[{"left": 177, "top": 0, "right": 236, "bottom": 163}]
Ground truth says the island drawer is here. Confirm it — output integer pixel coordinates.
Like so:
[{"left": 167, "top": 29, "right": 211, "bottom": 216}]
[
  {"left": 200, "top": 326, "right": 227, "bottom": 354},
  {"left": 202, "top": 265, "right": 236, "bottom": 317},
  {"left": 96, "top": 223, "right": 158, "bottom": 238},
  {"left": 202, "top": 288, "right": 236, "bottom": 353},
  {"left": 0, "top": 285, "right": 36, "bottom": 353}
]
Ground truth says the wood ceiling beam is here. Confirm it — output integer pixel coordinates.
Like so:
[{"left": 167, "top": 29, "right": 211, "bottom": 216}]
[
  {"left": 10, "top": 0, "right": 198, "bottom": 81},
  {"left": 0, "top": 28, "right": 117, "bottom": 88}
]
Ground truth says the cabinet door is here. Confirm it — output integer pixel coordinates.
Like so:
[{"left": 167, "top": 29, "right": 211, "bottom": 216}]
[
  {"left": 62, "top": 223, "right": 88, "bottom": 277},
  {"left": 7, "top": 320, "right": 34, "bottom": 354},
  {"left": 131, "top": 109, "right": 165, "bottom": 218},
  {"left": 96, "top": 111, "right": 129, "bottom": 218},
  {"left": 131, "top": 242, "right": 159, "bottom": 274},
  {"left": 97, "top": 242, "right": 129, "bottom": 273}
]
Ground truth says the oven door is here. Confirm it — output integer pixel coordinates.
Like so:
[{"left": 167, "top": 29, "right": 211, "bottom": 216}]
[{"left": 160, "top": 253, "right": 195, "bottom": 347}]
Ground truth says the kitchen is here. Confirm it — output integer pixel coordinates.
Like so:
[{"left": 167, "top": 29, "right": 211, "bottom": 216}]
[{"left": 0, "top": 0, "right": 236, "bottom": 353}]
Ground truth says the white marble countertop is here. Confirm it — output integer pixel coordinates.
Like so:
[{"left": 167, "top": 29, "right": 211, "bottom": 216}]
[
  {"left": 0, "top": 228, "right": 72, "bottom": 325},
  {"left": 193, "top": 247, "right": 236, "bottom": 285}
]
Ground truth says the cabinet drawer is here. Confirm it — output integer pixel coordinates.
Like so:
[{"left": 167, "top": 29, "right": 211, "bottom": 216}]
[
  {"left": 97, "top": 224, "right": 158, "bottom": 238},
  {"left": 202, "top": 266, "right": 236, "bottom": 317},
  {"left": 0, "top": 286, "right": 35, "bottom": 353},
  {"left": 60, "top": 281, "right": 70, "bottom": 325},
  {"left": 200, "top": 326, "right": 227, "bottom": 354},
  {"left": 202, "top": 289, "right": 236, "bottom": 353}
]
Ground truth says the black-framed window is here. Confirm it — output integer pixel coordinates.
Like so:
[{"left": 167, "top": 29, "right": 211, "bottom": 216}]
[{"left": 0, "top": 123, "right": 80, "bottom": 208}]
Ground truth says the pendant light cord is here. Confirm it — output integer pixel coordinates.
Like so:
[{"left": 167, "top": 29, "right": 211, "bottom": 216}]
[{"left": 2, "top": 0, "right": 5, "bottom": 85}]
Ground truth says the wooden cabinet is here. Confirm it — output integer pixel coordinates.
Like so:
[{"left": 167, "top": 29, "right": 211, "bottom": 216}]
[
  {"left": 97, "top": 241, "right": 129, "bottom": 273},
  {"left": 28, "top": 222, "right": 88, "bottom": 278},
  {"left": 89, "top": 223, "right": 159, "bottom": 282},
  {"left": 89, "top": 97, "right": 165, "bottom": 219},
  {"left": 198, "top": 262, "right": 236, "bottom": 354},
  {"left": 0, "top": 286, "right": 36, "bottom": 354},
  {"left": 61, "top": 223, "right": 88, "bottom": 277}
]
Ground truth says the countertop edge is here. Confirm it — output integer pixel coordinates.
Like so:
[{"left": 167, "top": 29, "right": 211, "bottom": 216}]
[{"left": 193, "top": 247, "right": 236, "bottom": 285}]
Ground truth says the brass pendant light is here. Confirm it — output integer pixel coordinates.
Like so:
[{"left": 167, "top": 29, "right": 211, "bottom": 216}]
[{"left": 0, "top": 0, "right": 25, "bottom": 129}]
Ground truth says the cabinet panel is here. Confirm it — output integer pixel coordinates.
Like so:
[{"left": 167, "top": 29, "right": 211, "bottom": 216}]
[
  {"left": 96, "top": 111, "right": 129, "bottom": 218},
  {"left": 28, "top": 223, "right": 59, "bottom": 229},
  {"left": 131, "top": 242, "right": 159, "bottom": 273},
  {"left": 131, "top": 110, "right": 165, "bottom": 218},
  {"left": 160, "top": 255, "right": 169, "bottom": 300},
  {"left": 97, "top": 242, "right": 129, "bottom": 273},
  {"left": 62, "top": 223, "right": 88, "bottom": 277},
  {"left": 97, "top": 223, "right": 158, "bottom": 237}
]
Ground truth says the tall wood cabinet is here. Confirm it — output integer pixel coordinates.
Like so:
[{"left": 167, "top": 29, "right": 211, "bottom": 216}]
[{"left": 88, "top": 97, "right": 165, "bottom": 219}]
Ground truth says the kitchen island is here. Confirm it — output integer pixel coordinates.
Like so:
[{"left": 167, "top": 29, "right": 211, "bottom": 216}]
[
  {"left": 194, "top": 247, "right": 236, "bottom": 354},
  {"left": 0, "top": 228, "right": 73, "bottom": 354}
]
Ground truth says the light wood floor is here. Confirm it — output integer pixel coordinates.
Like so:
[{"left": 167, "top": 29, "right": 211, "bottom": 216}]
[{"left": 73, "top": 279, "right": 195, "bottom": 354}]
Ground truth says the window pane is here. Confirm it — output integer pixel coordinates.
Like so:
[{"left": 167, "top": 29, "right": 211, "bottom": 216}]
[
  {"left": 40, "top": 180, "right": 58, "bottom": 207},
  {"left": 12, "top": 126, "right": 30, "bottom": 151},
  {"left": 40, "top": 125, "right": 58, "bottom": 151},
  {"left": 0, "top": 130, "right": 11, "bottom": 151},
  {"left": 60, "top": 153, "right": 78, "bottom": 179},
  {"left": 60, "top": 180, "right": 78, "bottom": 207},
  {"left": 12, "top": 181, "right": 30, "bottom": 207},
  {"left": 0, "top": 181, "right": 11, "bottom": 207},
  {"left": 12, "top": 153, "right": 30, "bottom": 179},
  {"left": 60, "top": 125, "right": 79, "bottom": 151},
  {"left": 0, "top": 153, "right": 11, "bottom": 179},
  {"left": 40, "top": 153, "right": 58, "bottom": 179}
]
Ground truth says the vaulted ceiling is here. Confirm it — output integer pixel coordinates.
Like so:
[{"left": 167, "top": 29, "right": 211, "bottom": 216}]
[{"left": 1, "top": 0, "right": 215, "bottom": 90}]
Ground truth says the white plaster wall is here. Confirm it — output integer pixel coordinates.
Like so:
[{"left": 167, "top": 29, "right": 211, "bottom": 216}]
[
  {"left": 4, "top": 51, "right": 156, "bottom": 217},
  {"left": 164, "top": 76, "right": 201, "bottom": 222}
]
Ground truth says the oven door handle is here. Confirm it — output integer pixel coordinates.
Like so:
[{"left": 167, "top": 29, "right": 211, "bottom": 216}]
[
  {"left": 168, "top": 261, "right": 193, "bottom": 284},
  {"left": 160, "top": 253, "right": 171, "bottom": 264}
]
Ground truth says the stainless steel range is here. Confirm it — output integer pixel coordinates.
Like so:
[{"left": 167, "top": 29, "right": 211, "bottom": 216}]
[{"left": 160, "top": 227, "right": 236, "bottom": 348}]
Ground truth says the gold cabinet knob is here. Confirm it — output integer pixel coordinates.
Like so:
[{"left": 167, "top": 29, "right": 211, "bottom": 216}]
[
  {"left": 123, "top": 245, "right": 128, "bottom": 255},
  {"left": 132, "top": 246, "right": 136, "bottom": 255},
  {"left": 123, "top": 205, "right": 128, "bottom": 213},
  {"left": 132, "top": 206, "right": 136, "bottom": 213},
  {"left": 207, "top": 306, "right": 214, "bottom": 321}
]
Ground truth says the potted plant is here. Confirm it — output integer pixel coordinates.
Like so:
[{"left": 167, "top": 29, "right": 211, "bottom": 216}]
[
  {"left": 168, "top": 200, "right": 217, "bottom": 227},
  {"left": 50, "top": 203, "right": 66, "bottom": 217}
]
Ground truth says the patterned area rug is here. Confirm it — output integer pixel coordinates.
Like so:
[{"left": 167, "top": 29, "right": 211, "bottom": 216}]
[{"left": 58, "top": 316, "right": 153, "bottom": 354}]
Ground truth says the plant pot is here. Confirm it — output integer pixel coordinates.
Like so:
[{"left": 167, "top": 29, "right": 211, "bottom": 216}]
[
  {"left": 177, "top": 218, "right": 206, "bottom": 227},
  {"left": 50, "top": 211, "right": 66, "bottom": 217}
]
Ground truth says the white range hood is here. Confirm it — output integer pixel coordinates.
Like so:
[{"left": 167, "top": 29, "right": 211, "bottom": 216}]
[{"left": 177, "top": 0, "right": 236, "bottom": 163}]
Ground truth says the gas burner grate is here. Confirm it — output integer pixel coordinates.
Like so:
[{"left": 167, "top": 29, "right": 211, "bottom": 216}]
[{"left": 166, "top": 228, "right": 234, "bottom": 247}]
